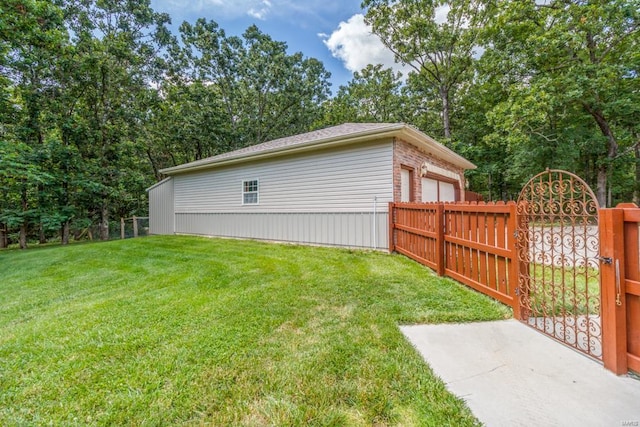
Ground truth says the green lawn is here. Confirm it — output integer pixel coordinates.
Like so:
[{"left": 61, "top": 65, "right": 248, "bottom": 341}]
[
  {"left": 0, "top": 236, "right": 509, "bottom": 426},
  {"left": 526, "top": 263, "right": 600, "bottom": 316}
]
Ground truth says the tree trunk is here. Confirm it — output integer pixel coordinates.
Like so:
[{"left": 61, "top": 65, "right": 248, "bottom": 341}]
[
  {"left": 39, "top": 223, "right": 47, "bottom": 244},
  {"left": 61, "top": 221, "right": 70, "bottom": 245},
  {"left": 19, "top": 223, "right": 27, "bottom": 249},
  {"left": 582, "top": 103, "right": 617, "bottom": 208},
  {"left": 37, "top": 181, "right": 46, "bottom": 244},
  {"left": 596, "top": 166, "right": 608, "bottom": 208},
  {"left": 146, "top": 148, "right": 161, "bottom": 181},
  {"left": 100, "top": 202, "right": 109, "bottom": 240},
  {"left": 439, "top": 85, "right": 451, "bottom": 140},
  {"left": 20, "top": 184, "right": 28, "bottom": 249},
  {"left": 0, "top": 224, "right": 7, "bottom": 249}
]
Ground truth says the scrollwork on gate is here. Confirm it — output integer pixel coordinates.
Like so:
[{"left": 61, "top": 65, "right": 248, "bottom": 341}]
[{"left": 516, "top": 169, "right": 602, "bottom": 360}]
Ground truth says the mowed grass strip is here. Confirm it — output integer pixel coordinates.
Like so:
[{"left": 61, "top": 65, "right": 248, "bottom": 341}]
[{"left": 0, "top": 236, "right": 509, "bottom": 426}]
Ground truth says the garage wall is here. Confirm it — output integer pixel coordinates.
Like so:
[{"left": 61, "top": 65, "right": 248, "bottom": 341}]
[
  {"left": 175, "top": 211, "right": 389, "bottom": 249},
  {"left": 173, "top": 139, "right": 393, "bottom": 213},
  {"left": 393, "top": 138, "right": 465, "bottom": 202},
  {"left": 147, "top": 177, "right": 174, "bottom": 235},
  {"left": 168, "top": 139, "right": 394, "bottom": 249}
]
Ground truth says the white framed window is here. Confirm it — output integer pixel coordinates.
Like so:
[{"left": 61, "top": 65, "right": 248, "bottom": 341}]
[{"left": 242, "top": 179, "right": 259, "bottom": 205}]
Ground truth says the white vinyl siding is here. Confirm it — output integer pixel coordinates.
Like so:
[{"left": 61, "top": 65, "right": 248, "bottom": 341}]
[
  {"left": 174, "top": 139, "right": 394, "bottom": 213},
  {"left": 147, "top": 177, "right": 174, "bottom": 235},
  {"left": 175, "top": 211, "right": 388, "bottom": 249}
]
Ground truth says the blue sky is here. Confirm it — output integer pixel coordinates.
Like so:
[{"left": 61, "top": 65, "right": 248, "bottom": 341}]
[{"left": 148, "top": 0, "right": 409, "bottom": 93}]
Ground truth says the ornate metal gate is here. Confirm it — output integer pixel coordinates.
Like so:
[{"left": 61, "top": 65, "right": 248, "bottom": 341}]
[{"left": 516, "top": 169, "right": 602, "bottom": 360}]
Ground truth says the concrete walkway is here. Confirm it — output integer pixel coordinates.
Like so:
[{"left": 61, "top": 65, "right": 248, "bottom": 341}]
[{"left": 401, "top": 320, "right": 640, "bottom": 427}]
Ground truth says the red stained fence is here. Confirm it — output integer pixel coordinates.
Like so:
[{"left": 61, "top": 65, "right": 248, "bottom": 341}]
[
  {"left": 600, "top": 204, "right": 640, "bottom": 374},
  {"left": 622, "top": 205, "right": 640, "bottom": 374},
  {"left": 464, "top": 190, "right": 484, "bottom": 202},
  {"left": 389, "top": 201, "right": 520, "bottom": 318},
  {"left": 390, "top": 201, "right": 640, "bottom": 375}
]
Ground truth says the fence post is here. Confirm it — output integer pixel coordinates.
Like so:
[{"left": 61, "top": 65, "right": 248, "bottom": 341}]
[
  {"left": 435, "top": 203, "right": 445, "bottom": 276},
  {"left": 599, "top": 208, "right": 627, "bottom": 374},
  {"left": 133, "top": 216, "right": 138, "bottom": 238},
  {"left": 388, "top": 202, "right": 395, "bottom": 253},
  {"left": 120, "top": 217, "right": 125, "bottom": 240}
]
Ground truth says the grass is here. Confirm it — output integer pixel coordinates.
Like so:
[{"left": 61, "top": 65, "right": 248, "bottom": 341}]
[
  {"left": 0, "top": 236, "right": 510, "bottom": 426},
  {"left": 526, "top": 263, "right": 600, "bottom": 316}
]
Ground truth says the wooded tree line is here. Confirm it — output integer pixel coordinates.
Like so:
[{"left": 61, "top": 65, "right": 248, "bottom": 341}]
[{"left": 1, "top": 0, "right": 638, "bottom": 248}]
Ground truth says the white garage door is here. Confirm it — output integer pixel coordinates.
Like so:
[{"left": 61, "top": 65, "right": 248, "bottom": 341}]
[
  {"left": 421, "top": 177, "right": 457, "bottom": 202},
  {"left": 439, "top": 182, "right": 456, "bottom": 202},
  {"left": 421, "top": 178, "right": 439, "bottom": 202},
  {"left": 401, "top": 169, "right": 411, "bottom": 202}
]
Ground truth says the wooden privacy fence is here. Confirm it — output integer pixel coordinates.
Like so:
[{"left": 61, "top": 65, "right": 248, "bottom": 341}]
[
  {"left": 600, "top": 204, "right": 640, "bottom": 374},
  {"left": 389, "top": 201, "right": 520, "bottom": 318},
  {"left": 390, "top": 201, "right": 640, "bottom": 375}
]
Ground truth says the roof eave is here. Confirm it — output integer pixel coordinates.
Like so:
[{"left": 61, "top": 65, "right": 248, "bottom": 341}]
[
  {"left": 145, "top": 176, "right": 172, "bottom": 192},
  {"left": 399, "top": 126, "right": 477, "bottom": 170},
  {"left": 159, "top": 124, "right": 405, "bottom": 175},
  {"left": 159, "top": 123, "right": 476, "bottom": 175}
]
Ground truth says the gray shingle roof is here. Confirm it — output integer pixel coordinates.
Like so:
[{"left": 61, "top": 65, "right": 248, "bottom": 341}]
[
  {"left": 160, "top": 122, "right": 475, "bottom": 175},
  {"left": 218, "top": 123, "right": 400, "bottom": 160}
]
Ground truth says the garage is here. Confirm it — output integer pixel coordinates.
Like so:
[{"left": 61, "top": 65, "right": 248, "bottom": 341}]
[{"left": 421, "top": 176, "right": 458, "bottom": 202}]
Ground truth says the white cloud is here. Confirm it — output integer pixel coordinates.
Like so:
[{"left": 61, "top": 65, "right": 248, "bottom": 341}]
[
  {"left": 321, "top": 14, "right": 412, "bottom": 79},
  {"left": 247, "top": 0, "right": 272, "bottom": 20}
]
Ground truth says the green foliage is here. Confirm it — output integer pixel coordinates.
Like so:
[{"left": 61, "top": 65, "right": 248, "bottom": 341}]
[
  {"left": 479, "top": 0, "right": 640, "bottom": 205},
  {"left": 2, "top": 0, "right": 638, "bottom": 245},
  {"left": 0, "top": 0, "right": 171, "bottom": 245},
  {"left": 0, "top": 1, "right": 332, "bottom": 246},
  {"left": 364, "top": 0, "right": 492, "bottom": 139},
  {"left": 0, "top": 236, "right": 509, "bottom": 424},
  {"left": 168, "top": 19, "right": 331, "bottom": 150},
  {"left": 318, "top": 64, "right": 407, "bottom": 126},
  {"left": 146, "top": 82, "right": 231, "bottom": 168},
  {"left": 359, "top": 0, "right": 638, "bottom": 204}
]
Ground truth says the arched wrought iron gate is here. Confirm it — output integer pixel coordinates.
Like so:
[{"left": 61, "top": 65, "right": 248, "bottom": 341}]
[{"left": 516, "top": 170, "right": 602, "bottom": 360}]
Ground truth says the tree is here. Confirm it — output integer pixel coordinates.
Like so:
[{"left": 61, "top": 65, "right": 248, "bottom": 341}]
[
  {"left": 484, "top": 0, "right": 640, "bottom": 206},
  {"left": 144, "top": 82, "right": 231, "bottom": 174},
  {"left": 318, "top": 64, "right": 406, "bottom": 126},
  {"left": 174, "top": 19, "right": 331, "bottom": 149},
  {"left": 363, "top": 0, "right": 491, "bottom": 140},
  {"left": 0, "top": 0, "right": 68, "bottom": 247},
  {"left": 450, "top": 60, "right": 519, "bottom": 200},
  {"left": 61, "top": 0, "right": 171, "bottom": 239}
]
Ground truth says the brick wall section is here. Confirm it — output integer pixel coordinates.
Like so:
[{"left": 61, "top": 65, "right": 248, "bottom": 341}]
[{"left": 392, "top": 138, "right": 466, "bottom": 202}]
